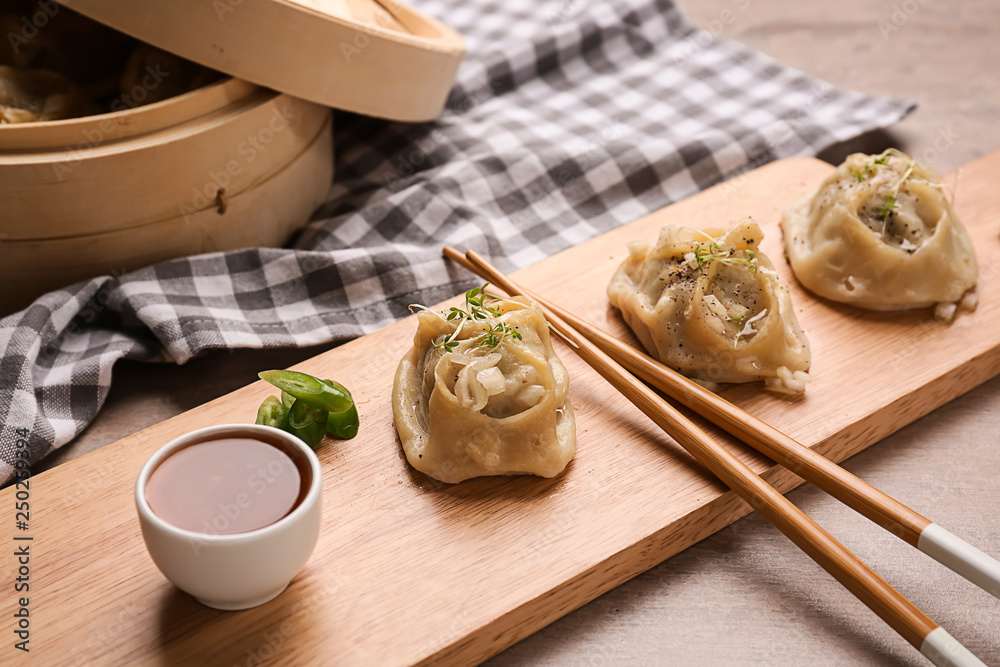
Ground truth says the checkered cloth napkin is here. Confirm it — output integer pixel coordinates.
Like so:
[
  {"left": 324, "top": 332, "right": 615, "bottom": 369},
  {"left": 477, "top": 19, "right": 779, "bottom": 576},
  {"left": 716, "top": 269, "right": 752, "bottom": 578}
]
[{"left": 0, "top": 0, "right": 913, "bottom": 485}]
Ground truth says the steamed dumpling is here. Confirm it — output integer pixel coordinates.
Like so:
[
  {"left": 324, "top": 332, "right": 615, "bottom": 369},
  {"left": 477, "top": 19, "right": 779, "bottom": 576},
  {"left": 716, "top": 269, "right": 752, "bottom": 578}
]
[
  {"left": 118, "top": 44, "right": 221, "bottom": 106},
  {"left": 0, "top": 66, "right": 92, "bottom": 123},
  {"left": 392, "top": 292, "right": 575, "bottom": 484},
  {"left": 607, "top": 218, "right": 811, "bottom": 394},
  {"left": 781, "top": 150, "right": 978, "bottom": 320}
]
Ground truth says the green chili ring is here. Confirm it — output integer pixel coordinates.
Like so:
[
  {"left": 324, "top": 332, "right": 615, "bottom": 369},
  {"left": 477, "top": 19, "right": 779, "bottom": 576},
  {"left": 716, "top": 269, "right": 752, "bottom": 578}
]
[
  {"left": 255, "top": 395, "right": 289, "bottom": 430},
  {"left": 258, "top": 370, "right": 353, "bottom": 413},
  {"left": 322, "top": 379, "right": 359, "bottom": 440}
]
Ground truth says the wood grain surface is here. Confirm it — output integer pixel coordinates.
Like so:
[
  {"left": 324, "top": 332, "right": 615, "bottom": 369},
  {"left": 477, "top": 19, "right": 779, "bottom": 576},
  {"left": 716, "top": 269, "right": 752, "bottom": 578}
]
[{"left": 4, "top": 152, "right": 1000, "bottom": 666}]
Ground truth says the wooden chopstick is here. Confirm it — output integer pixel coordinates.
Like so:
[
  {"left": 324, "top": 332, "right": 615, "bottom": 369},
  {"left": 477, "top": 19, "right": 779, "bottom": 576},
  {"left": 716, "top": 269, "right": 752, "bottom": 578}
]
[
  {"left": 442, "top": 248, "right": 1000, "bottom": 604},
  {"left": 443, "top": 247, "right": 986, "bottom": 667}
]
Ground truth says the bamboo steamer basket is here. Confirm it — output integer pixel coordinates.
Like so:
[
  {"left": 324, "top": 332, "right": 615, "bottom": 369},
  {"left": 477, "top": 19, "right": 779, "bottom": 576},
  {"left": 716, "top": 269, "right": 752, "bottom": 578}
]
[{"left": 0, "top": 0, "right": 465, "bottom": 315}]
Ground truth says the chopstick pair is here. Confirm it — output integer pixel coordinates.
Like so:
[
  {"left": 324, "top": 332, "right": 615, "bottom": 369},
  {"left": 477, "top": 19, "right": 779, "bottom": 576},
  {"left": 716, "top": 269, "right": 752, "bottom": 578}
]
[{"left": 443, "top": 246, "right": 991, "bottom": 667}]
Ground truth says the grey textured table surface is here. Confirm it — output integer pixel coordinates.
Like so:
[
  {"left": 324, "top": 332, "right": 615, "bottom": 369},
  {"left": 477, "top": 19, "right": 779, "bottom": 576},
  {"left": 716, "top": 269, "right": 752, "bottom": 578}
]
[{"left": 38, "top": 0, "right": 1000, "bottom": 664}]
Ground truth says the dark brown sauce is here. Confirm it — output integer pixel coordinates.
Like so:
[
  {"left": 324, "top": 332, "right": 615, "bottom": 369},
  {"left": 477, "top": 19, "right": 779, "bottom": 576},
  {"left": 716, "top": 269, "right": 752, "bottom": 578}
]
[{"left": 146, "top": 436, "right": 308, "bottom": 535}]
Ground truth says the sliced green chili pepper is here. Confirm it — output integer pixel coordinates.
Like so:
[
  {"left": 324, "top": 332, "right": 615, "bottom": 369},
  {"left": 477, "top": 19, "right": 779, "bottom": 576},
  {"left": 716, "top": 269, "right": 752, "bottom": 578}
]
[
  {"left": 256, "top": 371, "right": 359, "bottom": 446},
  {"left": 288, "top": 398, "right": 325, "bottom": 430},
  {"left": 255, "top": 395, "right": 289, "bottom": 430},
  {"left": 325, "top": 404, "right": 359, "bottom": 440},
  {"left": 286, "top": 410, "right": 326, "bottom": 448},
  {"left": 285, "top": 400, "right": 326, "bottom": 449},
  {"left": 259, "top": 370, "right": 353, "bottom": 413},
  {"left": 322, "top": 379, "right": 359, "bottom": 440}
]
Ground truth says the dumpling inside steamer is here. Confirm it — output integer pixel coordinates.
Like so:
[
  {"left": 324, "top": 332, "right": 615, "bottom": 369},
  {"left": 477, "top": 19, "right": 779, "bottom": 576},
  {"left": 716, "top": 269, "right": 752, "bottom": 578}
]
[
  {"left": 0, "top": 66, "right": 93, "bottom": 123},
  {"left": 393, "top": 289, "right": 575, "bottom": 484},
  {"left": 781, "top": 150, "right": 978, "bottom": 321},
  {"left": 607, "top": 218, "right": 811, "bottom": 395},
  {"left": 0, "top": 2, "right": 222, "bottom": 124}
]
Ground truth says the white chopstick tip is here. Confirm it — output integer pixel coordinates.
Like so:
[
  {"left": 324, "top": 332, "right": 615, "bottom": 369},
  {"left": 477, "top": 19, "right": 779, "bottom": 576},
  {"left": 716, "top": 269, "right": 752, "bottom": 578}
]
[
  {"left": 920, "top": 627, "right": 986, "bottom": 667},
  {"left": 918, "top": 523, "right": 1000, "bottom": 600}
]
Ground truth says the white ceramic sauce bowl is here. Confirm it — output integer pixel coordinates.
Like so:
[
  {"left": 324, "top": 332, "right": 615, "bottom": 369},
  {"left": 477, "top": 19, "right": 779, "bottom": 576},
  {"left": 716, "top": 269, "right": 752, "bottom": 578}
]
[{"left": 135, "top": 424, "right": 322, "bottom": 610}]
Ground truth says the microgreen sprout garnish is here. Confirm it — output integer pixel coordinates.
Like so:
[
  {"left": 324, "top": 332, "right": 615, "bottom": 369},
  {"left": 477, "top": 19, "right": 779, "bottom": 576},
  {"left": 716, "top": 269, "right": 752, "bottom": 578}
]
[
  {"left": 874, "top": 157, "right": 916, "bottom": 225},
  {"left": 480, "top": 321, "right": 518, "bottom": 348},
  {"left": 435, "top": 336, "right": 461, "bottom": 354},
  {"left": 851, "top": 151, "right": 891, "bottom": 182},
  {"left": 410, "top": 283, "right": 523, "bottom": 356},
  {"left": 693, "top": 242, "right": 757, "bottom": 275},
  {"left": 849, "top": 149, "right": 950, "bottom": 226},
  {"left": 876, "top": 193, "right": 900, "bottom": 221}
]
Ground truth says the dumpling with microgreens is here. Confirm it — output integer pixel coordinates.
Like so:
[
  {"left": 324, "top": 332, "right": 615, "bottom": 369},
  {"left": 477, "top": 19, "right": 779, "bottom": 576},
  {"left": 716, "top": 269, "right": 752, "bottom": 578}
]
[
  {"left": 607, "top": 218, "right": 811, "bottom": 395},
  {"left": 781, "top": 149, "right": 978, "bottom": 322},
  {"left": 392, "top": 285, "right": 575, "bottom": 484}
]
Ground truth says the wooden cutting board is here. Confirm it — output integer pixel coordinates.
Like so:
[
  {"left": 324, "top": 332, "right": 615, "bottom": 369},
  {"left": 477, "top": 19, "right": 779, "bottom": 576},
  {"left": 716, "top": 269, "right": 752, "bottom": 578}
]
[{"left": 6, "top": 152, "right": 1000, "bottom": 666}]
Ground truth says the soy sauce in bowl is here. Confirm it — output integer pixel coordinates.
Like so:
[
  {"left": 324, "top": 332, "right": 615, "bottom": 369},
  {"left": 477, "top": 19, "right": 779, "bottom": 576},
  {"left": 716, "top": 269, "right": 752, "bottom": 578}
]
[
  {"left": 135, "top": 424, "right": 322, "bottom": 610},
  {"left": 145, "top": 436, "right": 307, "bottom": 534}
]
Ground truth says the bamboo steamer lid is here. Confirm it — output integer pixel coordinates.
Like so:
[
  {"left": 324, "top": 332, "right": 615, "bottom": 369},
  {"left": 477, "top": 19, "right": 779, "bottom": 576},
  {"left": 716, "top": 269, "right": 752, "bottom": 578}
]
[
  {"left": 64, "top": 0, "right": 467, "bottom": 122},
  {"left": 0, "top": 0, "right": 465, "bottom": 315}
]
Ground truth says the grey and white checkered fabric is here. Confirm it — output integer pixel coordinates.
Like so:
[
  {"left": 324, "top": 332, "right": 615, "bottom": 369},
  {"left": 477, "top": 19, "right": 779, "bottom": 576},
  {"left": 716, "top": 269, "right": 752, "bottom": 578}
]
[{"left": 0, "top": 0, "right": 914, "bottom": 485}]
